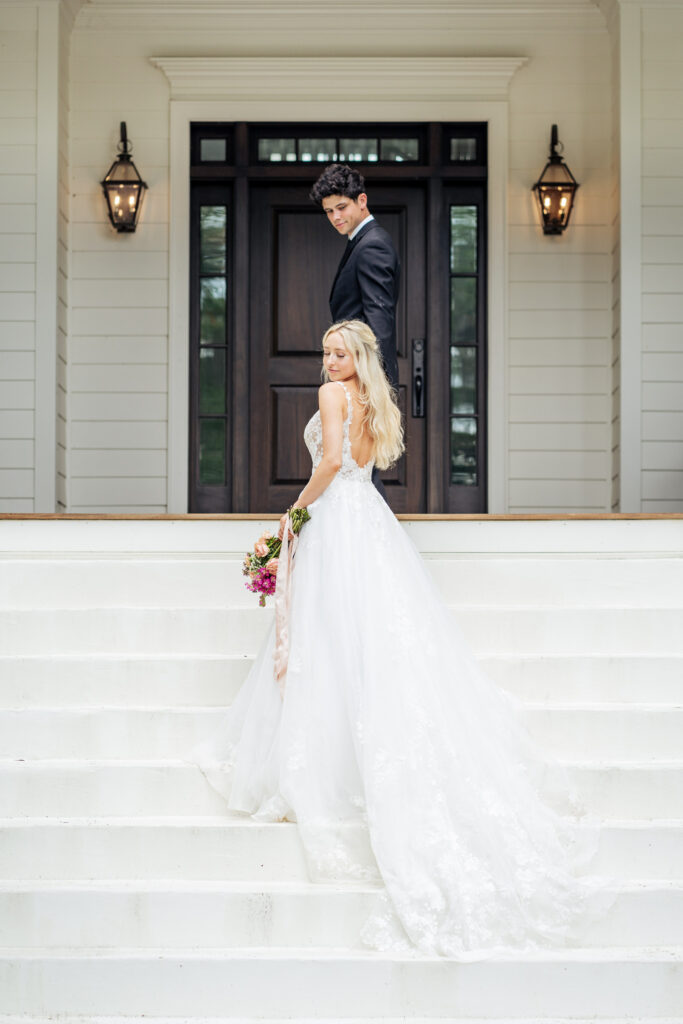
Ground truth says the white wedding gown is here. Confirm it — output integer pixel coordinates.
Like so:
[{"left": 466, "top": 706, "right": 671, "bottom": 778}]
[{"left": 192, "top": 381, "right": 612, "bottom": 960}]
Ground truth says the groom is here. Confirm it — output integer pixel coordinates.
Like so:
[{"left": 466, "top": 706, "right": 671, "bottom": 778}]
[{"left": 310, "top": 164, "right": 400, "bottom": 496}]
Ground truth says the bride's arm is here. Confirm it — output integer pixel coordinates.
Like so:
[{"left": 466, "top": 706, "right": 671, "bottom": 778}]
[{"left": 279, "top": 384, "right": 344, "bottom": 534}]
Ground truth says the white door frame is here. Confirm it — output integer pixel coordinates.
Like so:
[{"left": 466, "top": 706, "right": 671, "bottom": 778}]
[{"left": 153, "top": 57, "right": 527, "bottom": 513}]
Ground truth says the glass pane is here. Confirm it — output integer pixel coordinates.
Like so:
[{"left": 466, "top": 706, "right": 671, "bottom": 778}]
[
  {"left": 338, "top": 138, "right": 378, "bottom": 162},
  {"left": 450, "top": 346, "right": 476, "bottom": 415},
  {"left": 450, "top": 206, "right": 477, "bottom": 274},
  {"left": 450, "top": 137, "right": 478, "bottom": 162},
  {"left": 450, "top": 277, "right": 477, "bottom": 345},
  {"left": 200, "top": 138, "right": 226, "bottom": 162},
  {"left": 199, "top": 348, "right": 226, "bottom": 414},
  {"left": 200, "top": 206, "right": 226, "bottom": 274},
  {"left": 258, "top": 138, "right": 297, "bottom": 162},
  {"left": 200, "top": 278, "right": 226, "bottom": 345},
  {"left": 380, "top": 138, "right": 419, "bottom": 162},
  {"left": 450, "top": 417, "right": 477, "bottom": 486},
  {"left": 199, "top": 418, "right": 226, "bottom": 485},
  {"left": 298, "top": 138, "right": 337, "bottom": 162}
]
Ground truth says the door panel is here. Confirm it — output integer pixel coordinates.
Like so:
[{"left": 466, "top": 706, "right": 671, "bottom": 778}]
[{"left": 249, "top": 184, "right": 426, "bottom": 513}]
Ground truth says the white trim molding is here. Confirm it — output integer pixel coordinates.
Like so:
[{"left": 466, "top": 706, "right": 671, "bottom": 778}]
[
  {"left": 152, "top": 56, "right": 527, "bottom": 513},
  {"left": 152, "top": 57, "right": 528, "bottom": 103}
]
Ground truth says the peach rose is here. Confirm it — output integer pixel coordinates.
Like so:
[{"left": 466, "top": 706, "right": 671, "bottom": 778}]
[
  {"left": 254, "top": 542, "right": 269, "bottom": 558},
  {"left": 268, "top": 558, "right": 279, "bottom": 575}
]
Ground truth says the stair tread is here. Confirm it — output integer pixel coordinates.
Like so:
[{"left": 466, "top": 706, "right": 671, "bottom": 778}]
[{"left": 2, "top": 944, "right": 682, "bottom": 961}]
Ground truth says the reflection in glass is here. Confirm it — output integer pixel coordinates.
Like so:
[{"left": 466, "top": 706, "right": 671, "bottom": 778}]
[
  {"left": 450, "top": 206, "right": 477, "bottom": 274},
  {"left": 298, "top": 138, "right": 336, "bottom": 162},
  {"left": 450, "top": 277, "right": 476, "bottom": 345},
  {"left": 200, "top": 138, "right": 227, "bottom": 162},
  {"left": 380, "top": 138, "right": 419, "bottom": 162},
  {"left": 450, "top": 137, "right": 478, "bottom": 162},
  {"left": 199, "top": 418, "right": 226, "bottom": 485},
  {"left": 199, "top": 348, "right": 226, "bottom": 414},
  {"left": 450, "top": 417, "right": 477, "bottom": 486},
  {"left": 450, "top": 346, "right": 476, "bottom": 415},
  {"left": 258, "top": 138, "right": 297, "bottom": 162},
  {"left": 200, "top": 278, "right": 226, "bottom": 345},
  {"left": 339, "top": 138, "right": 378, "bottom": 162},
  {"left": 200, "top": 206, "right": 227, "bottom": 274}
]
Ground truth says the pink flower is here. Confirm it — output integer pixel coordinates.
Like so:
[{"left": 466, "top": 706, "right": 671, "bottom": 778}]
[
  {"left": 254, "top": 542, "right": 269, "bottom": 558},
  {"left": 268, "top": 558, "right": 279, "bottom": 575}
]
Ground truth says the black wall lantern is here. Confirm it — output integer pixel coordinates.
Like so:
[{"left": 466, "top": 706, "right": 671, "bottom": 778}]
[
  {"left": 532, "top": 124, "right": 579, "bottom": 235},
  {"left": 101, "top": 122, "right": 148, "bottom": 233}
]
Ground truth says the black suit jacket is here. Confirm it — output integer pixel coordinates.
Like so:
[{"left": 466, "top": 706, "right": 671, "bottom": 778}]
[{"left": 329, "top": 220, "right": 400, "bottom": 393}]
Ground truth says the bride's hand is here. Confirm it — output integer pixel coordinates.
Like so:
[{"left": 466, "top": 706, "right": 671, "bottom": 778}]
[{"left": 278, "top": 512, "right": 294, "bottom": 541}]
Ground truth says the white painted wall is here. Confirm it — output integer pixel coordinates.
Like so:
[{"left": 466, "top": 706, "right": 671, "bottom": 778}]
[
  {"left": 641, "top": 4, "right": 683, "bottom": 513},
  {"left": 506, "top": 32, "right": 613, "bottom": 512},
  {"left": 0, "top": 3, "right": 37, "bottom": 512}
]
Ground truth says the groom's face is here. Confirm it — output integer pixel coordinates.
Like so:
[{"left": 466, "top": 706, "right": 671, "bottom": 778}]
[{"left": 322, "top": 193, "right": 369, "bottom": 236}]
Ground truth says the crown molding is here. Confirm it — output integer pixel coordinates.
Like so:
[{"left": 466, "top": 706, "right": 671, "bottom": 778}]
[
  {"left": 151, "top": 56, "right": 529, "bottom": 102},
  {"left": 76, "top": 0, "right": 608, "bottom": 32}
]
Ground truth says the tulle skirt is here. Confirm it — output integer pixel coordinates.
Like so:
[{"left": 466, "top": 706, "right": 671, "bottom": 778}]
[{"left": 191, "top": 476, "right": 614, "bottom": 959}]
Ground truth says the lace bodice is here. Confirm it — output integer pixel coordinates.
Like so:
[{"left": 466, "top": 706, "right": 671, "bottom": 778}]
[{"left": 303, "top": 381, "right": 374, "bottom": 483}]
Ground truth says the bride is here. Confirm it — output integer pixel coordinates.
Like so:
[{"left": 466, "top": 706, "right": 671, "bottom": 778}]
[{"left": 192, "top": 319, "right": 611, "bottom": 960}]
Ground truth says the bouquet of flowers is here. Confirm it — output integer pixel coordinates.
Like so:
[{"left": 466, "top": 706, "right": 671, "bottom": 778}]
[{"left": 243, "top": 507, "right": 311, "bottom": 606}]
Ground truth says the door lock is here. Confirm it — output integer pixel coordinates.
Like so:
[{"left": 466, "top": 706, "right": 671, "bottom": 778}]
[{"left": 412, "top": 338, "right": 426, "bottom": 418}]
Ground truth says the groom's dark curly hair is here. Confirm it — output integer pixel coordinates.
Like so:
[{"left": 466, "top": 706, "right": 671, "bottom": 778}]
[{"left": 309, "top": 163, "right": 366, "bottom": 206}]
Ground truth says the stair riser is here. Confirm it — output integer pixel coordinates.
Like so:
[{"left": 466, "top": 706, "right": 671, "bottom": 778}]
[
  {"left": 2, "top": 558, "right": 682, "bottom": 609},
  {"left": 1, "top": 608, "right": 681, "bottom": 656},
  {"left": 2, "top": 708, "right": 681, "bottom": 761},
  {"left": 0, "top": 956, "right": 679, "bottom": 1017},
  {"left": 1, "top": 823, "right": 680, "bottom": 882},
  {"left": 2, "top": 654, "right": 681, "bottom": 707},
  {"left": 2, "top": 887, "right": 681, "bottom": 949},
  {"left": 1, "top": 764, "right": 680, "bottom": 819}
]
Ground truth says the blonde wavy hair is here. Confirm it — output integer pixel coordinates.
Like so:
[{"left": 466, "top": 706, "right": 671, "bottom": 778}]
[{"left": 321, "top": 320, "right": 404, "bottom": 470}]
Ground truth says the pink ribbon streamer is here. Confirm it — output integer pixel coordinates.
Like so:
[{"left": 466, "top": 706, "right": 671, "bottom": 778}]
[{"left": 273, "top": 515, "right": 299, "bottom": 697}]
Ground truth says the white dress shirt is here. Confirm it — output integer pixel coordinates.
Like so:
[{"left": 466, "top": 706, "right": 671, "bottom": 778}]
[{"left": 349, "top": 213, "right": 374, "bottom": 241}]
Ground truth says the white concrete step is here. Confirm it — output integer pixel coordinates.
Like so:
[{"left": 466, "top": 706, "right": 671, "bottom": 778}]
[
  {"left": 1, "top": 947, "right": 680, "bottom": 1017},
  {"left": 1, "top": 818, "right": 680, "bottom": 882},
  {"left": 2, "top": 556, "right": 682, "bottom": 609},
  {"left": 3, "top": 1019, "right": 682, "bottom": 1024},
  {"left": 2, "top": 705, "right": 681, "bottom": 761},
  {"left": 1, "top": 606, "right": 682, "bottom": 655},
  {"left": 1, "top": 880, "right": 681, "bottom": 949},
  {"left": 2, "top": 653, "right": 680, "bottom": 707},
  {"left": 1, "top": 760, "right": 681, "bottom": 819}
]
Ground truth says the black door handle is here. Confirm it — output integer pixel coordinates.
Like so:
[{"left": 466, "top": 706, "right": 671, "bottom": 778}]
[{"left": 412, "top": 338, "right": 425, "bottom": 417}]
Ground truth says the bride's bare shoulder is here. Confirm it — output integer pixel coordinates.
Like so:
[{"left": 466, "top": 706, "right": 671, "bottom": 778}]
[{"left": 318, "top": 381, "right": 346, "bottom": 408}]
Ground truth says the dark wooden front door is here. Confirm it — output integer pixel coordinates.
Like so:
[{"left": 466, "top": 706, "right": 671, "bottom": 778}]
[
  {"left": 248, "top": 184, "right": 426, "bottom": 513},
  {"left": 189, "top": 122, "right": 488, "bottom": 514}
]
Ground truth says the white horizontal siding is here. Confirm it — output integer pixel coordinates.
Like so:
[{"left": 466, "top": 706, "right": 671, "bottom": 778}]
[
  {"left": 0, "top": 5, "right": 37, "bottom": 510},
  {"left": 508, "top": 34, "right": 612, "bottom": 514}
]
